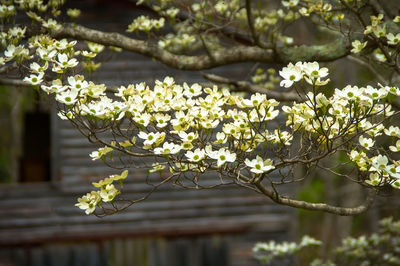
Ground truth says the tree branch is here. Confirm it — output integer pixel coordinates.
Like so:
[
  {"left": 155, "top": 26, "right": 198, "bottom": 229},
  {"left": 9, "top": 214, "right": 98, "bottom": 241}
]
[
  {"left": 0, "top": 78, "right": 29, "bottom": 87},
  {"left": 245, "top": 0, "right": 273, "bottom": 49},
  {"left": 347, "top": 55, "right": 387, "bottom": 85},
  {"left": 254, "top": 181, "right": 377, "bottom": 216},
  {"left": 203, "top": 73, "right": 301, "bottom": 101},
  {"left": 53, "top": 24, "right": 351, "bottom": 70}
]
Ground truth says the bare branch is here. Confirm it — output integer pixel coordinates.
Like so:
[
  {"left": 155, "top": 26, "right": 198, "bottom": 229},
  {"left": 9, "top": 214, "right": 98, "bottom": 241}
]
[
  {"left": 0, "top": 78, "right": 29, "bottom": 87},
  {"left": 254, "top": 181, "right": 377, "bottom": 216},
  {"left": 245, "top": 0, "right": 273, "bottom": 49}
]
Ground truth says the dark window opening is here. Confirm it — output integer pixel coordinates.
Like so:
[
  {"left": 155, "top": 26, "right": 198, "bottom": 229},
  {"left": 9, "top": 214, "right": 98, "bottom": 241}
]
[{"left": 19, "top": 111, "right": 51, "bottom": 182}]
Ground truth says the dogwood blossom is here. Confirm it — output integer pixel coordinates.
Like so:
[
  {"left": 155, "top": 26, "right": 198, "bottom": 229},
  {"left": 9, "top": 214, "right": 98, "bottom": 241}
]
[
  {"left": 279, "top": 63, "right": 303, "bottom": 88},
  {"left": 23, "top": 73, "right": 44, "bottom": 85},
  {"left": 55, "top": 88, "right": 79, "bottom": 105},
  {"left": 282, "top": 0, "right": 299, "bottom": 8},
  {"left": 75, "top": 191, "right": 101, "bottom": 215},
  {"left": 138, "top": 131, "right": 165, "bottom": 146},
  {"left": 359, "top": 136, "right": 374, "bottom": 150},
  {"left": 351, "top": 40, "right": 368, "bottom": 53},
  {"left": 56, "top": 53, "right": 79, "bottom": 69},
  {"left": 386, "top": 33, "right": 400, "bottom": 45},
  {"left": 206, "top": 147, "right": 236, "bottom": 167},
  {"left": 154, "top": 142, "right": 181, "bottom": 155},
  {"left": 185, "top": 148, "right": 206, "bottom": 162},
  {"left": 100, "top": 184, "right": 120, "bottom": 202},
  {"left": 245, "top": 156, "right": 275, "bottom": 174},
  {"left": 389, "top": 140, "right": 400, "bottom": 152}
]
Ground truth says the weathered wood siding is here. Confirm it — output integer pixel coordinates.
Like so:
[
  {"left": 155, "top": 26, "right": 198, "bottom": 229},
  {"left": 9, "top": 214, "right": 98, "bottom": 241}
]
[{"left": 0, "top": 182, "right": 291, "bottom": 266}]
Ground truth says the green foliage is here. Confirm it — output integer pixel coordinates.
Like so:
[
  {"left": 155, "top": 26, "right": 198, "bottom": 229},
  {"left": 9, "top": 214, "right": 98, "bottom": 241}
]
[
  {"left": 255, "top": 217, "right": 400, "bottom": 266},
  {"left": 0, "top": 86, "right": 34, "bottom": 183}
]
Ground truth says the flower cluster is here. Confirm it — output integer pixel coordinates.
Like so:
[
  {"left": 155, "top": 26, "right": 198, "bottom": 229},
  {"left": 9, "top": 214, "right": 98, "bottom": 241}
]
[
  {"left": 14, "top": 40, "right": 400, "bottom": 213},
  {"left": 3, "top": 0, "right": 400, "bottom": 217},
  {"left": 126, "top": 15, "right": 165, "bottom": 32},
  {"left": 254, "top": 235, "right": 321, "bottom": 265},
  {"left": 279, "top": 61, "right": 329, "bottom": 88},
  {"left": 255, "top": 217, "right": 400, "bottom": 265},
  {"left": 75, "top": 170, "right": 128, "bottom": 214},
  {"left": 358, "top": 13, "right": 400, "bottom": 61}
]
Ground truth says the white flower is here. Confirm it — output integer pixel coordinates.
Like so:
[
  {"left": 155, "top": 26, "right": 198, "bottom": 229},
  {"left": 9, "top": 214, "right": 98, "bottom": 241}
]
[
  {"left": 23, "top": 73, "right": 44, "bottom": 85},
  {"left": 384, "top": 126, "right": 400, "bottom": 137},
  {"left": 214, "top": 132, "right": 227, "bottom": 144},
  {"left": 391, "top": 180, "right": 400, "bottom": 189},
  {"left": 75, "top": 191, "right": 101, "bottom": 215},
  {"left": 89, "top": 146, "right": 113, "bottom": 160},
  {"left": 364, "top": 85, "right": 386, "bottom": 100},
  {"left": 374, "top": 49, "right": 387, "bottom": 62},
  {"left": 87, "top": 41, "right": 105, "bottom": 53},
  {"left": 178, "top": 131, "right": 198, "bottom": 142},
  {"left": 371, "top": 155, "right": 389, "bottom": 172},
  {"left": 30, "top": 62, "right": 48, "bottom": 73},
  {"left": 387, "top": 33, "right": 400, "bottom": 45},
  {"left": 215, "top": 1, "right": 228, "bottom": 14},
  {"left": 100, "top": 184, "right": 120, "bottom": 202},
  {"left": 133, "top": 113, "right": 152, "bottom": 127},
  {"left": 165, "top": 7, "right": 179, "bottom": 18},
  {"left": 382, "top": 84, "right": 400, "bottom": 96},
  {"left": 365, "top": 173, "right": 383, "bottom": 186},
  {"left": 185, "top": 148, "right": 206, "bottom": 162},
  {"left": 67, "top": 76, "right": 89, "bottom": 90},
  {"left": 389, "top": 140, "right": 400, "bottom": 152},
  {"left": 200, "top": 119, "right": 219, "bottom": 129},
  {"left": 55, "top": 88, "right": 79, "bottom": 105},
  {"left": 335, "top": 85, "right": 362, "bottom": 101},
  {"left": 243, "top": 93, "right": 267, "bottom": 107},
  {"left": 302, "top": 61, "right": 329, "bottom": 78},
  {"left": 8, "top": 26, "right": 26, "bottom": 38},
  {"left": 245, "top": 156, "right": 275, "bottom": 174},
  {"left": 4, "top": 44, "right": 16, "bottom": 59},
  {"left": 351, "top": 40, "right": 367, "bottom": 53},
  {"left": 42, "top": 18, "right": 61, "bottom": 31},
  {"left": 387, "top": 165, "right": 400, "bottom": 179},
  {"left": 67, "top": 8, "right": 81, "bottom": 19},
  {"left": 54, "top": 39, "right": 77, "bottom": 50},
  {"left": 154, "top": 142, "right": 181, "bottom": 155},
  {"left": 183, "top": 82, "right": 202, "bottom": 97},
  {"left": 138, "top": 131, "right": 164, "bottom": 146},
  {"left": 37, "top": 48, "right": 57, "bottom": 60},
  {"left": 154, "top": 113, "right": 171, "bottom": 128},
  {"left": 57, "top": 53, "right": 79, "bottom": 68},
  {"left": 279, "top": 63, "right": 303, "bottom": 88},
  {"left": 81, "top": 50, "right": 97, "bottom": 58},
  {"left": 207, "top": 147, "right": 236, "bottom": 167},
  {"left": 282, "top": 0, "right": 299, "bottom": 7},
  {"left": 359, "top": 135, "right": 374, "bottom": 150}
]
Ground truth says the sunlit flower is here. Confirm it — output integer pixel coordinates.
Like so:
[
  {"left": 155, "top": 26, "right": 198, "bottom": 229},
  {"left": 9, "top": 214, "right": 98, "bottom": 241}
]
[
  {"left": 245, "top": 156, "right": 275, "bottom": 174},
  {"left": 185, "top": 148, "right": 206, "bottom": 162},
  {"left": 351, "top": 40, "right": 367, "bottom": 53},
  {"left": 279, "top": 63, "right": 303, "bottom": 88}
]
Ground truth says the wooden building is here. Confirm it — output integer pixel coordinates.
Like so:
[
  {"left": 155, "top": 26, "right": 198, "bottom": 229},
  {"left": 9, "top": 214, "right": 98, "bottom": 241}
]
[{"left": 0, "top": 1, "right": 293, "bottom": 265}]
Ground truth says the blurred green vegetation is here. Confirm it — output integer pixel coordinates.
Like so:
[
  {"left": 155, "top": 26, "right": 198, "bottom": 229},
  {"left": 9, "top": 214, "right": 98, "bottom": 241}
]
[{"left": 0, "top": 86, "right": 34, "bottom": 183}]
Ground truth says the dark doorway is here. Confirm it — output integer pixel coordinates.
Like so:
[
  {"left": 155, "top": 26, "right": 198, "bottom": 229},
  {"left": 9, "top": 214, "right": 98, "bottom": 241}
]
[{"left": 19, "top": 111, "right": 51, "bottom": 182}]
